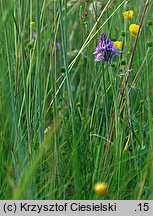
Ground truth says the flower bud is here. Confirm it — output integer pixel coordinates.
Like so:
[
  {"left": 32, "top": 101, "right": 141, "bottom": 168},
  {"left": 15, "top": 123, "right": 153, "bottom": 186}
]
[
  {"left": 27, "top": 41, "right": 34, "bottom": 49},
  {"left": 30, "top": 21, "right": 35, "bottom": 28},
  {"left": 120, "top": 31, "right": 126, "bottom": 37},
  {"left": 120, "top": 59, "right": 126, "bottom": 66},
  {"left": 60, "top": 67, "right": 65, "bottom": 73},
  {"left": 147, "top": 41, "right": 153, "bottom": 48},
  {"left": 147, "top": 20, "right": 153, "bottom": 26},
  {"left": 94, "top": 182, "right": 108, "bottom": 195}
]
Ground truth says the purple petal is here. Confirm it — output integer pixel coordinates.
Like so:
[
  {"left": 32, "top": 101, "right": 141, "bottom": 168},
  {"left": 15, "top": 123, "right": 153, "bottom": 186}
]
[
  {"left": 95, "top": 53, "right": 103, "bottom": 61},
  {"left": 99, "top": 33, "right": 107, "bottom": 41},
  {"left": 94, "top": 33, "right": 121, "bottom": 64}
]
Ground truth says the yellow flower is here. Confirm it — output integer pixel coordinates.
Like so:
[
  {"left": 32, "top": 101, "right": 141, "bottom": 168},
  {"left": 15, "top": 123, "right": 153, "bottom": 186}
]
[
  {"left": 113, "top": 41, "right": 123, "bottom": 51},
  {"left": 30, "top": 21, "right": 35, "bottom": 28},
  {"left": 94, "top": 182, "right": 108, "bottom": 195},
  {"left": 129, "top": 24, "right": 139, "bottom": 37},
  {"left": 122, "top": 10, "right": 134, "bottom": 20}
]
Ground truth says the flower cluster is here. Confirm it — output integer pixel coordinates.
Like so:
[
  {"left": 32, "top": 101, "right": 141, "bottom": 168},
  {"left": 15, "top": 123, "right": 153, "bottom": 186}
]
[
  {"left": 94, "top": 9, "right": 140, "bottom": 64},
  {"left": 94, "top": 33, "right": 120, "bottom": 63},
  {"left": 122, "top": 10, "right": 139, "bottom": 37}
]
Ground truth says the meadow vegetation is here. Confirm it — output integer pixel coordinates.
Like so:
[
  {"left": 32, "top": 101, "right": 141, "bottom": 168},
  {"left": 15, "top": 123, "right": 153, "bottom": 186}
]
[{"left": 0, "top": 0, "right": 153, "bottom": 199}]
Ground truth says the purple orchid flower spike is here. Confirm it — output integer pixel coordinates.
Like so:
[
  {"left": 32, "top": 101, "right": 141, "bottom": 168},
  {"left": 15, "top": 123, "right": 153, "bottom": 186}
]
[{"left": 94, "top": 33, "right": 120, "bottom": 64}]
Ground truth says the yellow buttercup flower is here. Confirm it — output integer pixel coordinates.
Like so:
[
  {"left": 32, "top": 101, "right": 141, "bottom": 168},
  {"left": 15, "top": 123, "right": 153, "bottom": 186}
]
[
  {"left": 129, "top": 24, "right": 139, "bottom": 37},
  {"left": 113, "top": 41, "right": 123, "bottom": 51},
  {"left": 122, "top": 10, "right": 134, "bottom": 20},
  {"left": 94, "top": 182, "right": 108, "bottom": 195}
]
